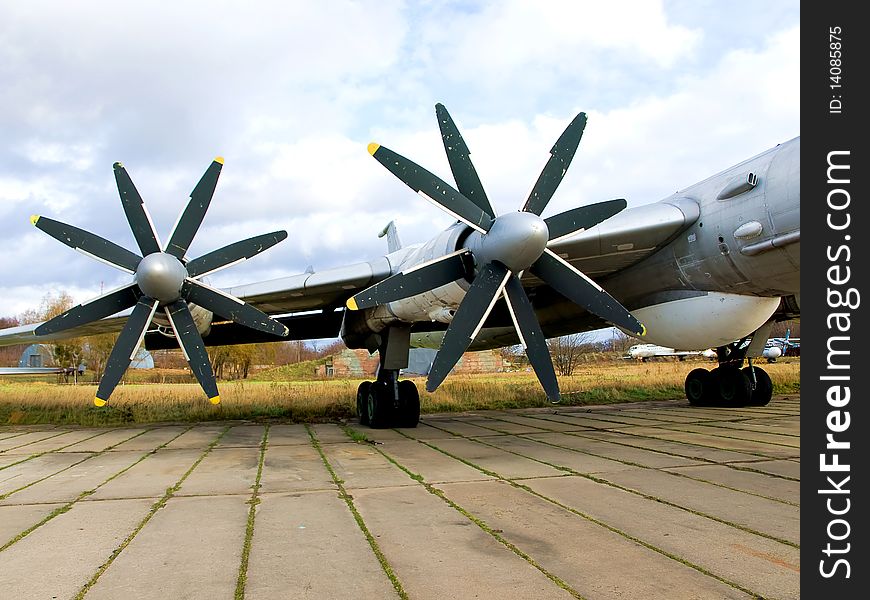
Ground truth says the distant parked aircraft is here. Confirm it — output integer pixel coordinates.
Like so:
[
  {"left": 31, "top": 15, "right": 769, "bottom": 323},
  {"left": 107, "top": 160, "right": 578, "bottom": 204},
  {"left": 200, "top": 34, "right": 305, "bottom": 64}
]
[
  {"left": 762, "top": 329, "right": 799, "bottom": 362},
  {"left": 626, "top": 343, "right": 716, "bottom": 362}
]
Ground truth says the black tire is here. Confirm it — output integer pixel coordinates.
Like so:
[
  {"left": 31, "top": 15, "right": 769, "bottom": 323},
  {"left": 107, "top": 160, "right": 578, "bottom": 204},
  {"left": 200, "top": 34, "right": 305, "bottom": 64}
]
[
  {"left": 397, "top": 380, "right": 420, "bottom": 428},
  {"left": 743, "top": 367, "right": 773, "bottom": 406},
  {"left": 714, "top": 366, "right": 752, "bottom": 405},
  {"left": 356, "top": 381, "right": 371, "bottom": 425},
  {"left": 367, "top": 382, "right": 392, "bottom": 429},
  {"left": 685, "top": 368, "right": 710, "bottom": 406}
]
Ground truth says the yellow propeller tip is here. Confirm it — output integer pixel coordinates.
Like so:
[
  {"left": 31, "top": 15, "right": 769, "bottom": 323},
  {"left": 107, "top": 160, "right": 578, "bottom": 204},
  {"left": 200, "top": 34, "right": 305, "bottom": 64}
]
[
  {"left": 639, "top": 324, "right": 647, "bottom": 337},
  {"left": 367, "top": 142, "right": 380, "bottom": 156},
  {"left": 346, "top": 297, "right": 358, "bottom": 311},
  {"left": 94, "top": 397, "right": 107, "bottom": 407},
  {"left": 30, "top": 215, "right": 40, "bottom": 226},
  {"left": 214, "top": 156, "right": 224, "bottom": 165},
  {"left": 209, "top": 395, "right": 221, "bottom": 405}
]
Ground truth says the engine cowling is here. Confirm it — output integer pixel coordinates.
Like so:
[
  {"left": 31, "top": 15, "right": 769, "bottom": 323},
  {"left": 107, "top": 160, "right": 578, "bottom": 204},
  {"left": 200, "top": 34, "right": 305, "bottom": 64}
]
[{"left": 629, "top": 292, "right": 780, "bottom": 349}]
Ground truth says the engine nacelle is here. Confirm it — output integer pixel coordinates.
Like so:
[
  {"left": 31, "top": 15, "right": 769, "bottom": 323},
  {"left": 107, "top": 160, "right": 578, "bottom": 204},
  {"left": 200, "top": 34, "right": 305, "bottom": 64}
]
[
  {"left": 151, "top": 302, "right": 214, "bottom": 339},
  {"left": 763, "top": 345, "right": 782, "bottom": 360},
  {"left": 342, "top": 223, "right": 473, "bottom": 350},
  {"left": 629, "top": 292, "right": 780, "bottom": 349}
]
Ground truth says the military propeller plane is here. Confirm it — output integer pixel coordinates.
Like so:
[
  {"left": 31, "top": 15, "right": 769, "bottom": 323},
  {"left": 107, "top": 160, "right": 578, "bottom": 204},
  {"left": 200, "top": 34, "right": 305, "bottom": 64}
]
[{"left": 0, "top": 104, "right": 799, "bottom": 427}]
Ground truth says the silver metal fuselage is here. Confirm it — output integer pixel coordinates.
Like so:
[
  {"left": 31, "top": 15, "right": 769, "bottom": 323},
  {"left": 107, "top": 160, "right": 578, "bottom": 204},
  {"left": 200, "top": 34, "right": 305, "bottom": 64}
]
[{"left": 361, "top": 136, "right": 800, "bottom": 351}]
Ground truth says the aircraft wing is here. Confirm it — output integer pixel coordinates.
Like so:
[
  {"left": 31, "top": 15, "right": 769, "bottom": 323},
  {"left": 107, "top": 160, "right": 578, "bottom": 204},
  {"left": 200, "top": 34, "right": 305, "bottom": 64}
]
[
  {"left": 0, "top": 258, "right": 394, "bottom": 350},
  {"left": 222, "top": 258, "right": 392, "bottom": 314},
  {"left": 0, "top": 316, "right": 130, "bottom": 347},
  {"left": 545, "top": 197, "right": 699, "bottom": 278},
  {"left": 0, "top": 198, "right": 696, "bottom": 349}
]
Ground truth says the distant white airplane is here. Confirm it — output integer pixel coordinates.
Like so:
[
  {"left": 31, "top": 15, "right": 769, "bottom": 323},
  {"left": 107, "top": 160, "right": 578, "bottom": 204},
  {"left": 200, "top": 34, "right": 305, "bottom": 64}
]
[
  {"left": 762, "top": 329, "right": 799, "bottom": 362},
  {"left": 0, "top": 366, "right": 84, "bottom": 376},
  {"left": 626, "top": 343, "right": 716, "bottom": 361},
  {"left": 628, "top": 328, "right": 798, "bottom": 363}
]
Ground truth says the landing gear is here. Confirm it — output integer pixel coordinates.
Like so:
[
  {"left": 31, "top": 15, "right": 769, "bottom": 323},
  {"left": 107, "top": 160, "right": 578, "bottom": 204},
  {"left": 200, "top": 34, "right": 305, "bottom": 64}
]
[
  {"left": 709, "top": 366, "right": 751, "bottom": 404},
  {"left": 685, "top": 368, "right": 711, "bottom": 406},
  {"left": 743, "top": 365, "right": 773, "bottom": 406},
  {"left": 684, "top": 337, "right": 773, "bottom": 407},
  {"left": 353, "top": 325, "right": 420, "bottom": 428},
  {"left": 356, "top": 381, "right": 371, "bottom": 426},
  {"left": 355, "top": 376, "right": 421, "bottom": 428}
]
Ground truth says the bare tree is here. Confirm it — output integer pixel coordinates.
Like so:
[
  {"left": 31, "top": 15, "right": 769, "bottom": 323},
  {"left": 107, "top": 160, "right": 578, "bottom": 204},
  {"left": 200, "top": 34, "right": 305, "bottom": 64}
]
[{"left": 547, "top": 332, "right": 596, "bottom": 376}]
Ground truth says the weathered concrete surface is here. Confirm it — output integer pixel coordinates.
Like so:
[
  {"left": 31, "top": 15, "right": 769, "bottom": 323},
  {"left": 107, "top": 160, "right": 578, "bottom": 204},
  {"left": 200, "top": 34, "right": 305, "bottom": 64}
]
[
  {"left": 523, "top": 430, "right": 706, "bottom": 469},
  {"left": 84, "top": 495, "right": 248, "bottom": 600},
  {"left": 176, "top": 446, "right": 260, "bottom": 496},
  {"left": 663, "top": 463, "right": 800, "bottom": 504},
  {"left": 0, "top": 498, "right": 154, "bottom": 599},
  {"left": 525, "top": 475, "right": 800, "bottom": 600},
  {"left": 596, "top": 466, "right": 800, "bottom": 545},
  {"left": 245, "top": 491, "right": 397, "bottom": 599},
  {"left": 89, "top": 448, "right": 203, "bottom": 500},
  {"left": 0, "top": 450, "right": 145, "bottom": 505},
  {"left": 0, "top": 452, "right": 92, "bottom": 497},
  {"left": 352, "top": 484, "right": 575, "bottom": 599},
  {"left": 0, "top": 396, "right": 801, "bottom": 599},
  {"left": 110, "top": 425, "right": 189, "bottom": 451},
  {"left": 404, "top": 435, "right": 564, "bottom": 480},
  {"left": 0, "top": 502, "right": 64, "bottom": 545},
  {"left": 61, "top": 427, "right": 147, "bottom": 452},
  {"left": 439, "top": 479, "right": 751, "bottom": 599},
  {"left": 259, "top": 442, "right": 335, "bottom": 493}
]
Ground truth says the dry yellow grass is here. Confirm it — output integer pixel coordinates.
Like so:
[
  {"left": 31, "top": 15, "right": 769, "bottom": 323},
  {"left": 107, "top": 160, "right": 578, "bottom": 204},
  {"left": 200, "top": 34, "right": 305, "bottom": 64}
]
[{"left": 0, "top": 358, "right": 800, "bottom": 426}]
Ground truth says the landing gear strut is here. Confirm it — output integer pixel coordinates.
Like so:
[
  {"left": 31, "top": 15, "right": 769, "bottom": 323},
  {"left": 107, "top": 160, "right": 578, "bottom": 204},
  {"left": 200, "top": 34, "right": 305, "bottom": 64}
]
[
  {"left": 685, "top": 337, "right": 773, "bottom": 407},
  {"left": 355, "top": 326, "right": 421, "bottom": 428}
]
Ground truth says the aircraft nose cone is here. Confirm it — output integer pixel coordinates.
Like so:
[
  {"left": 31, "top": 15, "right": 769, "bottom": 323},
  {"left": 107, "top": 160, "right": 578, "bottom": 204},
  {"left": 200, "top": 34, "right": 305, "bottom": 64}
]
[
  {"left": 135, "top": 253, "right": 187, "bottom": 304},
  {"left": 479, "top": 211, "right": 549, "bottom": 273}
]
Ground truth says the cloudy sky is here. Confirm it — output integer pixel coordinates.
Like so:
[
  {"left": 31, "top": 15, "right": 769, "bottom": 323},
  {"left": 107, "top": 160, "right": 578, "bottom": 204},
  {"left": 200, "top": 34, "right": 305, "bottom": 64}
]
[{"left": 0, "top": 0, "right": 799, "bottom": 319}]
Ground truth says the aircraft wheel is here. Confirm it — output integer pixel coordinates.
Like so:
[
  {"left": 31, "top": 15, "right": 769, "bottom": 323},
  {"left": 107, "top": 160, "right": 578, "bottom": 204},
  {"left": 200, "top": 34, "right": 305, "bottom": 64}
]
[
  {"left": 685, "top": 368, "right": 710, "bottom": 406},
  {"left": 714, "top": 366, "right": 751, "bottom": 405},
  {"left": 743, "top": 367, "right": 773, "bottom": 406},
  {"left": 367, "top": 382, "right": 391, "bottom": 429},
  {"left": 356, "top": 381, "right": 371, "bottom": 425},
  {"left": 397, "top": 380, "right": 420, "bottom": 428}
]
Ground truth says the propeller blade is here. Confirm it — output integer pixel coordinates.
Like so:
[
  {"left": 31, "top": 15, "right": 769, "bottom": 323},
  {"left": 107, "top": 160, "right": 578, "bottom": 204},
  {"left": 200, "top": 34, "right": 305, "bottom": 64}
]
[
  {"left": 113, "top": 162, "right": 162, "bottom": 256},
  {"left": 185, "top": 230, "right": 288, "bottom": 279},
  {"left": 427, "top": 261, "right": 511, "bottom": 392},
  {"left": 368, "top": 143, "right": 494, "bottom": 233},
  {"left": 531, "top": 249, "right": 645, "bottom": 336},
  {"left": 347, "top": 249, "right": 471, "bottom": 311},
  {"left": 31, "top": 215, "right": 141, "bottom": 273},
  {"left": 502, "top": 275, "right": 560, "bottom": 403},
  {"left": 165, "top": 158, "right": 224, "bottom": 259},
  {"left": 95, "top": 297, "right": 159, "bottom": 406},
  {"left": 435, "top": 103, "right": 495, "bottom": 219},
  {"left": 35, "top": 284, "right": 140, "bottom": 336},
  {"left": 522, "top": 112, "right": 587, "bottom": 216},
  {"left": 164, "top": 300, "right": 220, "bottom": 403},
  {"left": 545, "top": 199, "right": 627, "bottom": 242},
  {"left": 183, "top": 279, "right": 288, "bottom": 337}
]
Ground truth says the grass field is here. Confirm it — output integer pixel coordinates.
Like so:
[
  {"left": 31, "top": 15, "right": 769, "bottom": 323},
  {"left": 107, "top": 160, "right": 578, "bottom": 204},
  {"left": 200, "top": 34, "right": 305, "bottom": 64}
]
[{"left": 0, "top": 359, "right": 800, "bottom": 426}]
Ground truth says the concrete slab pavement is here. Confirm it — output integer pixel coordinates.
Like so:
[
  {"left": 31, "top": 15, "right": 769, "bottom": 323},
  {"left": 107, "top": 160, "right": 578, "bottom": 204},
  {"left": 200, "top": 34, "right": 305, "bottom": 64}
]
[{"left": 0, "top": 396, "right": 802, "bottom": 599}]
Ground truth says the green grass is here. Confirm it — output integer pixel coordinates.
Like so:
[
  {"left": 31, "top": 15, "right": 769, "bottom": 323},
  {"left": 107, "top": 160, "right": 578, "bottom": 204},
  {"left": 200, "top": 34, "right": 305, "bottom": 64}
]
[{"left": 0, "top": 359, "right": 800, "bottom": 426}]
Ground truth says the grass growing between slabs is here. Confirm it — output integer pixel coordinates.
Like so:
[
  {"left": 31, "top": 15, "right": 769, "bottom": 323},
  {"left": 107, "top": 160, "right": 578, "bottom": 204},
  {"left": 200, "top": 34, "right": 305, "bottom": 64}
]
[{"left": 0, "top": 359, "right": 800, "bottom": 426}]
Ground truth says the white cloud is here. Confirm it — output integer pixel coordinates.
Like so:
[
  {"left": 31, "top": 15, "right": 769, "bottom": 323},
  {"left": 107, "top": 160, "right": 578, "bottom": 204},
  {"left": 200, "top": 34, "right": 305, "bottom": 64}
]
[{"left": 0, "top": 2, "right": 799, "bottom": 319}]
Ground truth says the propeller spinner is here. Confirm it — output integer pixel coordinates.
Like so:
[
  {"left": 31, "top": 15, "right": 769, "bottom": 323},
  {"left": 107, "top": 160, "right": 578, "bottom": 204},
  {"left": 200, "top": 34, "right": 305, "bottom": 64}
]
[
  {"left": 31, "top": 158, "right": 289, "bottom": 406},
  {"left": 349, "top": 104, "right": 644, "bottom": 402}
]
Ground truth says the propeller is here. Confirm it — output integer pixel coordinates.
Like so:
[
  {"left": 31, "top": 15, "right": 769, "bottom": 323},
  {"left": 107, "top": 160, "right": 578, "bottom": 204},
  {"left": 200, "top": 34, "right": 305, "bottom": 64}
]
[
  {"left": 31, "top": 158, "right": 289, "bottom": 406},
  {"left": 349, "top": 104, "right": 644, "bottom": 402}
]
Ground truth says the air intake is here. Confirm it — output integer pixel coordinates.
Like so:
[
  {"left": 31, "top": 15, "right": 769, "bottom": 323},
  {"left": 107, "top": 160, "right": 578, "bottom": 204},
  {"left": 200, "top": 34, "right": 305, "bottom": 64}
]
[{"left": 717, "top": 172, "right": 758, "bottom": 200}]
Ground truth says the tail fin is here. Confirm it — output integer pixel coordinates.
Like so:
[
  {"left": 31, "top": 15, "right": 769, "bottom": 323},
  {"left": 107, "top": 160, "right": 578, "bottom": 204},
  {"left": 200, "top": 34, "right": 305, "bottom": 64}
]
[{"left": 378, "top": 220, "right": 403, "bottom": 253}]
